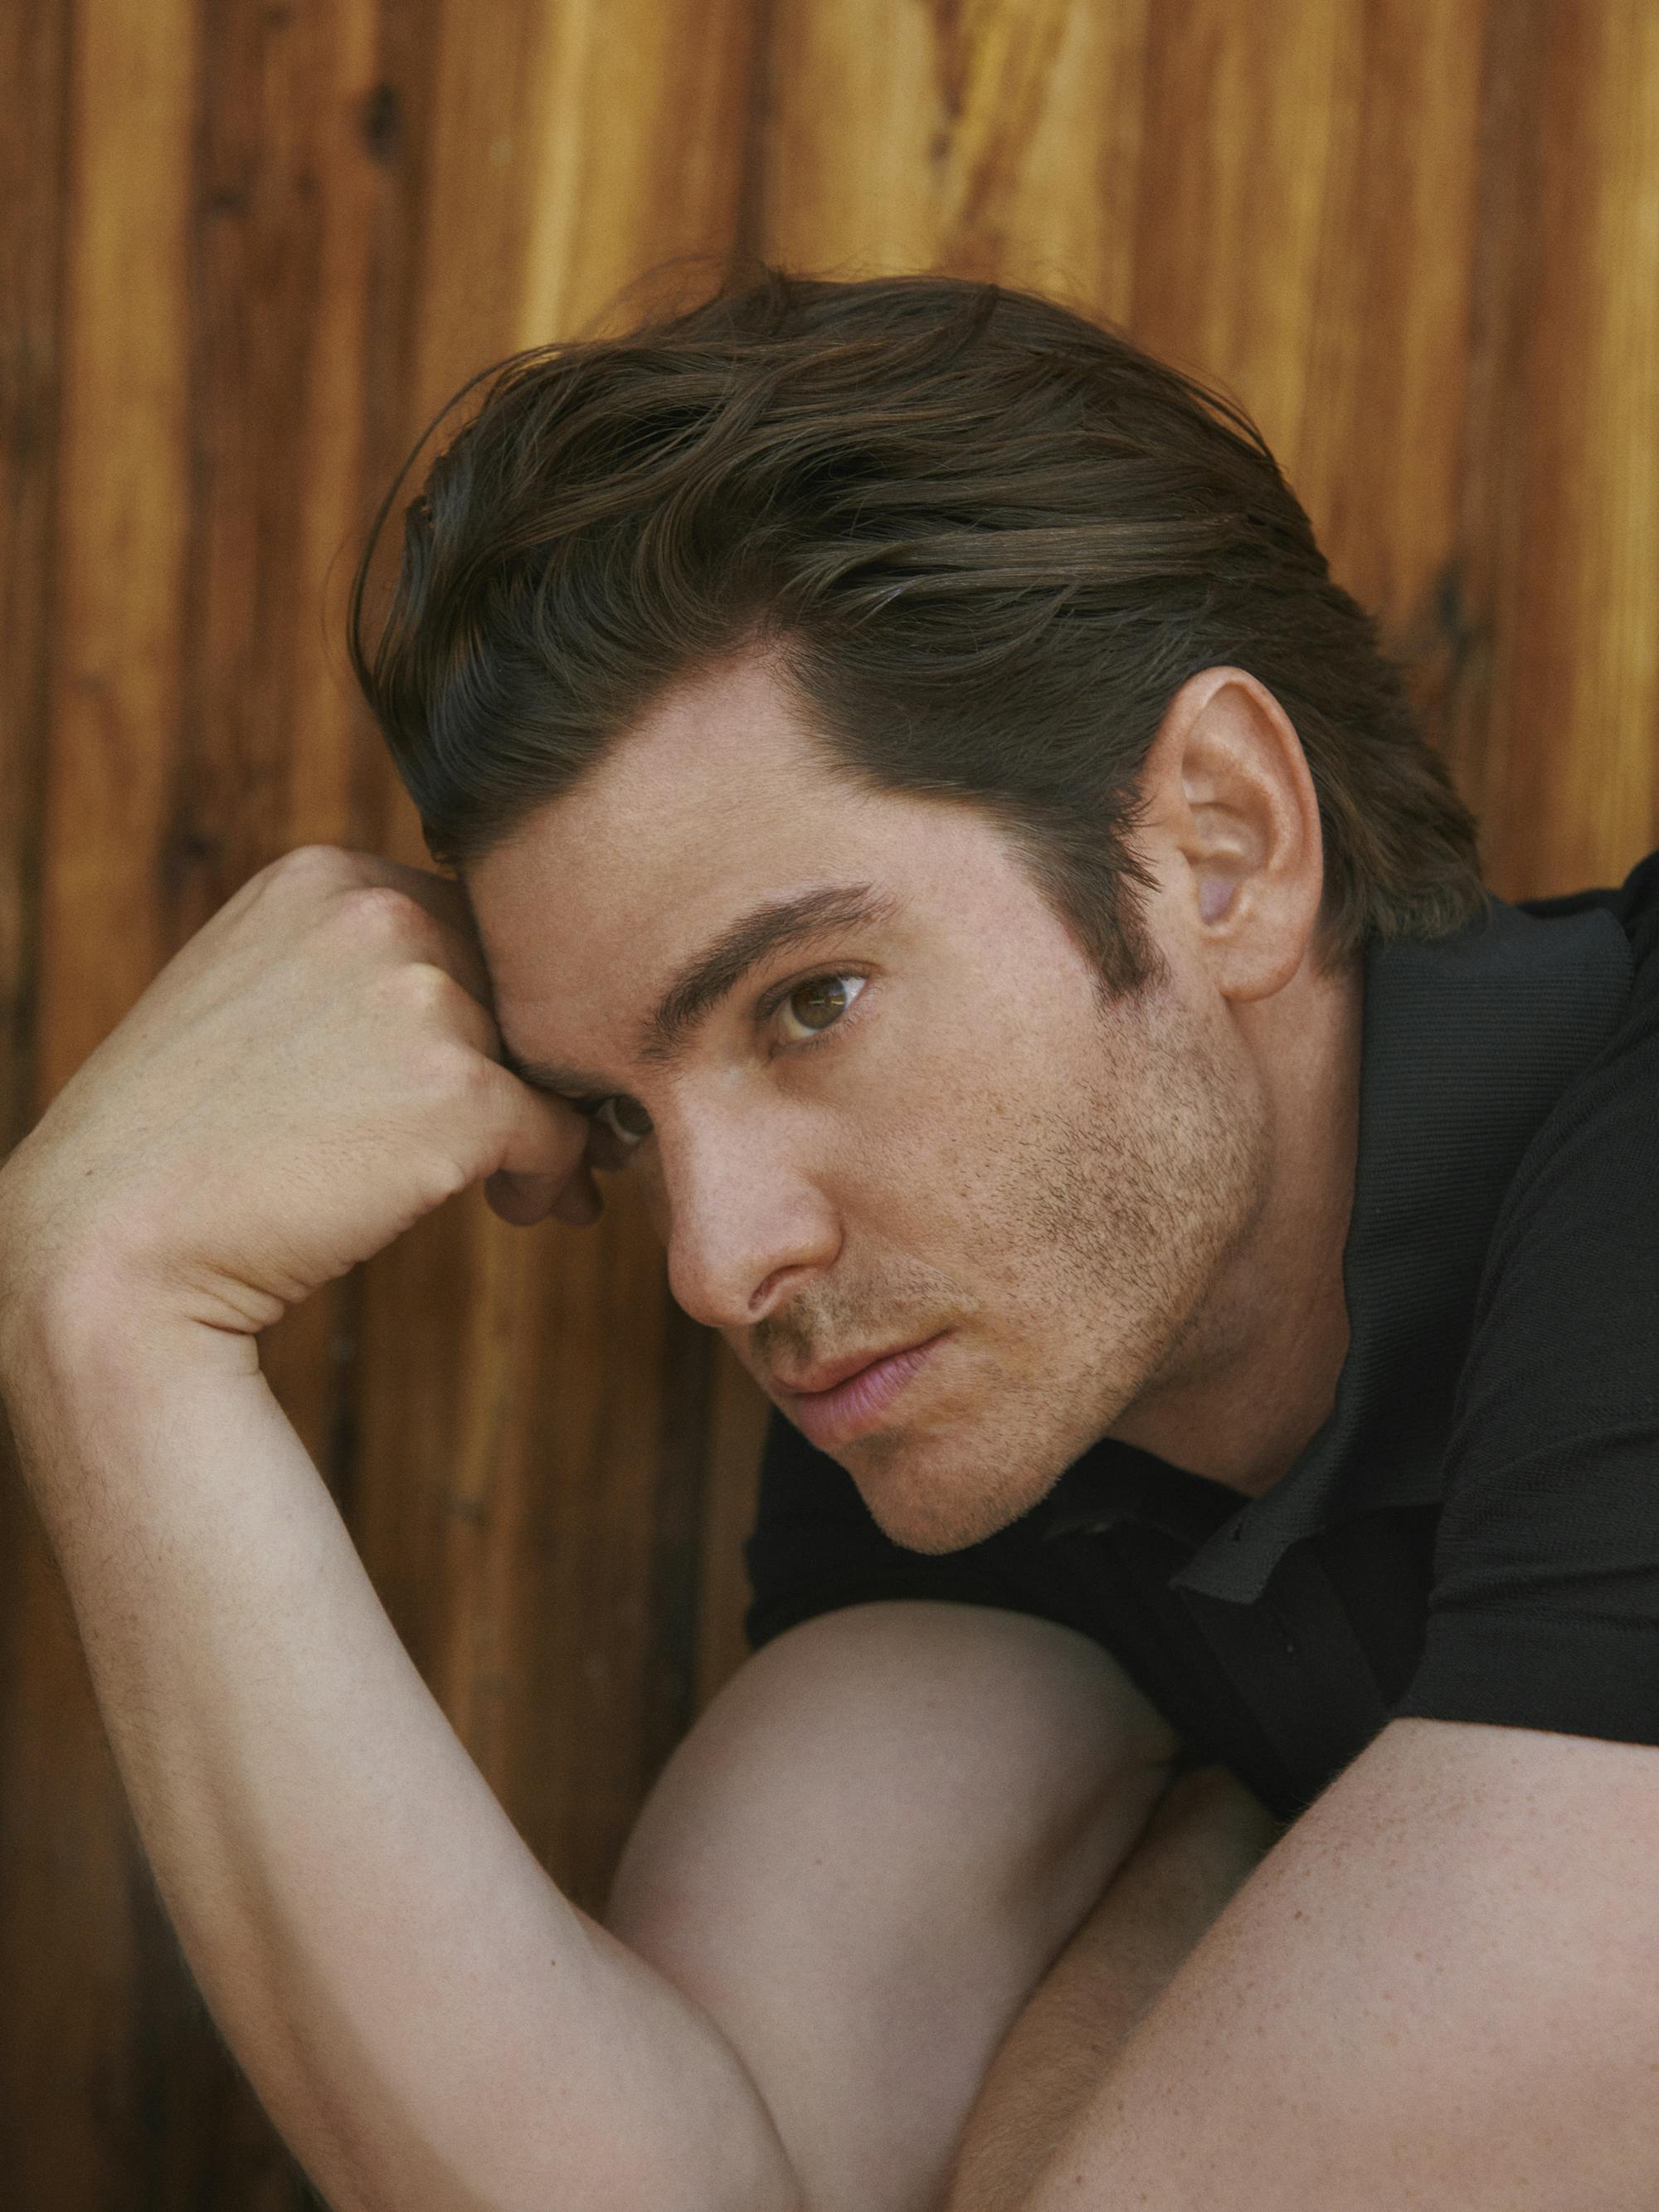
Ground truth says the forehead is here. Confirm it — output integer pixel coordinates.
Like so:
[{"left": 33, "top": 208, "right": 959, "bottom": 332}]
[{"left": 465, "top": 654, "right": 1033, "bottom": 1014}]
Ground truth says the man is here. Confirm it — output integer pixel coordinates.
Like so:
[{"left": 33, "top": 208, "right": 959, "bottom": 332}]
[{"left": 1, "top": 268, "right": 1655, "bottom": 2210}]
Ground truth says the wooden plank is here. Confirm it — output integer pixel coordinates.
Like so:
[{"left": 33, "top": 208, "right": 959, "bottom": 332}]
[
  {"left": 761, "top": 0, "right": 1149, "bottom": 308},
  {"left": 1450, "top": 0, "right": 1659, "bottom": 897},
  {"left": 513, "top": 0, "right": 770, "bottom": 343},
  {"left": 127, "top": 3, "right": 396, "bottom": 2198},
  {"left": 0, "top": 0, "right": 65, "bottom": 1155},
  {"left": 0, "top": 47, "right": 71, "bottom": 2100},
  {"left": 1132, "top": 0, "right": 1491, "bottom": 636},
  {"left": 0, "top": 3, "right": 199, "bottom": 2197}
]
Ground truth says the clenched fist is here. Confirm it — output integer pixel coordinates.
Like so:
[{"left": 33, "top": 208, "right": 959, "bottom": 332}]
[{"left": 0, "top": 845, "right": 596, "bottom": 1342}]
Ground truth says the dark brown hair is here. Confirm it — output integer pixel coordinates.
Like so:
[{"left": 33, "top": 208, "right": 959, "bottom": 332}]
[{"left": 351, "top": 267, "right": 1484, "bottom": 993}]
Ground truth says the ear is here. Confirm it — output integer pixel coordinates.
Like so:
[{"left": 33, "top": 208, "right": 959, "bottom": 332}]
[{"left": 1135, "top": 667, "right": 1327, "bottom": 1001}]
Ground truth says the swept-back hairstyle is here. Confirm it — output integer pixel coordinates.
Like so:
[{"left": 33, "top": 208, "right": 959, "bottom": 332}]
[{"left": 351, "top": 266, "right": 1484, "bottom": 994}]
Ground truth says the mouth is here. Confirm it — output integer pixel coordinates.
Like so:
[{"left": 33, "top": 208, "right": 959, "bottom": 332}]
[{"left": 776, "top": 1332, "right": 951, "bottom": 1448}]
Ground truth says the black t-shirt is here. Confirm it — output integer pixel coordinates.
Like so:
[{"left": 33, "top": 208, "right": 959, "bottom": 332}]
[{"left": 742, "top": 849, "right": 1659, "bottom": 1824}]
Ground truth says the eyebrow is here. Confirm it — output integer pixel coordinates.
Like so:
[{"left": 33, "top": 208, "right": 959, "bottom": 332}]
[{"left": 499, "top": 881, "right": 902, "bottom": 1102}]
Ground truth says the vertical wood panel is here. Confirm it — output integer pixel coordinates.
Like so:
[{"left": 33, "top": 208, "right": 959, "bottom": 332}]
[
  {"left": 1133, "top": 3, "right": 1354, "bottom": 469},
  {"left": 1, "top": 2, "right": 201, "bottom": 2197},
  {"left": 1450, "top": 0, "right": 1659, "bottom": 896},
  {"left": 0, "top": 1, "right": 66, "bottom": 1154},
  {"left": 0, "top": 0, "right": 71, "bottom": 1935},
  {"left": 513, "top": 0, "right": 766, "bottom": 344},
  {"left": 131, "top": 5, "right": 395, "bottom": 2198},
  {"left": 764, "top": 0, "right": 1148, "bottom": 303},
  {"left": 41, "top": 0, "right": 195, "bottom": 1099},
  {"left": 0, "top": 0, "right": 74, "bottom": 2173},
  {"left": 1132, "top": 0, "right": 1491, "bottom": 632}
]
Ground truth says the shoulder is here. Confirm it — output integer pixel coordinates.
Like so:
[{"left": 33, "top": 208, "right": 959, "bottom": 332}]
[
  {"left": 1511, "top": 841, "right": 1659, "bottom": 997},
  {"left": 1472, "top": 843, "right": 1659, "bottom": 1302},
  {"left": 1395, "top": 845, "right": 1659, "bottom": 1743}
]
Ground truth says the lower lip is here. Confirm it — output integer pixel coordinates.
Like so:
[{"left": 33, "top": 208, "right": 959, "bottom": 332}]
[{"left": 784, "top": 1333, "right": 949, "bottom": 1448}]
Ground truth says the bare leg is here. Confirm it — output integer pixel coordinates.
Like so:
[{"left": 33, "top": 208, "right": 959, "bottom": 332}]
[{"left": 941, "top": 1764, "right": 1282, "bottom": 2212}]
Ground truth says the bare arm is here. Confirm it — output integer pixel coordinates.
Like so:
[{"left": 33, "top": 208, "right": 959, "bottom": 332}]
[
  {"left": 0, "top": 1286, "right": 800, "bottom": 2212},
  {"left": 0, "top": 844, "right": 820, "bottom": 2210},
  {"left": 1018, "top": 1717, "right": 1659, "bottom": 2209}
]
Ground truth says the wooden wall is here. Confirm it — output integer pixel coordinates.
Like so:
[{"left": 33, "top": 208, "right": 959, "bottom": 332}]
[{"left": 2, "top": 1, "right": 1656, "bottom": 2200}]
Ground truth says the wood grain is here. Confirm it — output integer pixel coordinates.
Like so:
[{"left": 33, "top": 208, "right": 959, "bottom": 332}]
[
  {"left": 2, "top": 2, "right": 200, "bottom": 2195},
  {"left": 1, "top": 1, "right": 1655, "bottom": 2200},
  {"left": 1447, "top": 0, "right": 1659, "bottom": 893}
]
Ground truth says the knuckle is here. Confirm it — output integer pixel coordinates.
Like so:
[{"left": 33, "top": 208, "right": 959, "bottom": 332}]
[
  {"left": 401, "top": 1012, "right": 489, "bottom": 1091},
  {"left": 234, "top": 844, "right": 348, "bottom": 916},
  {"left": 372, "top": 962, "right": 476, "bottom": 1052},
  {"left": 391, "top": 957, "right": 461, "bottom": 1014},
  {"left": 426, "top": 1043, "right": 507, "bottom": 1133},
  {"left": 336, "top": 881, "right": 426, "bottom": 946},
  {"left": 450, "top": 1048, "right": 503, "bottom": 1107},
  {"left": 270, "top": 842, "right": 357, "bottom": 887}
]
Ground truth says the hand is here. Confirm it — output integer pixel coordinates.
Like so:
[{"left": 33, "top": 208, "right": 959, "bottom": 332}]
[{"left": 0, "top": 845, "right": 600, "bottom": 1342}]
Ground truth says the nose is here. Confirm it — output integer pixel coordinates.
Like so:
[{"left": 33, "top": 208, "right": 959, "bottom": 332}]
[{"left": 654, "top": 1110, "right": 840, "bottom": 1330}]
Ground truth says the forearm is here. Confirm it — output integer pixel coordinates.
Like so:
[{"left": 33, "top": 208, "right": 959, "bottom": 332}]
[
  {"left": 0, "top": 1285, "right": 797, "bottom": 2212},
  {"left": 942, "top": 1766, "right": 1280, "bottom": 2212}
]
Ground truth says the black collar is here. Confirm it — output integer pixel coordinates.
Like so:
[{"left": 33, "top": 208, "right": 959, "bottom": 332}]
[{"left": 1039, "top": 891, "right": 1634, "bottom": 1604}]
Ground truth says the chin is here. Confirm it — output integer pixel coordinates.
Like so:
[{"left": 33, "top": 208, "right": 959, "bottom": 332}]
[{"left": 844, "top": 1422, "right": 1067, "bottom": 1556}]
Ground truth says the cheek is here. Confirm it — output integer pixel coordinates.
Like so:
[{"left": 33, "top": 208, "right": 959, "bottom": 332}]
[{"left": 831, "top": 1082, "right": 1017, "bottom": 1239}]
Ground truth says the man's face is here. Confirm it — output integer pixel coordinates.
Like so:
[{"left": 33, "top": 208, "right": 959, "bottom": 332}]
[{"left": 467, "top": 653, "right": 1270, "bottom": 1555}]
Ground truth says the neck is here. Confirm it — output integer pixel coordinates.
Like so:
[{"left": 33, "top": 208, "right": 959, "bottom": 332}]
[{"left": 1107, "top": 953, "right": 1365, "bottom": 1498}]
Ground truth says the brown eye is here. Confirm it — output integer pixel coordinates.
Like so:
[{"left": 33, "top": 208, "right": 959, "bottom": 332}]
[
  {"left": 598, "top": 1094, "right": 653, "bottom": 1145},
  {"left": 778, "top": 974, "right": 865, "bottom": 1040}
]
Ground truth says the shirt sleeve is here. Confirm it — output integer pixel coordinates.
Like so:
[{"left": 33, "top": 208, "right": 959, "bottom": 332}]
[{"left": 1394, "top": 886, "right": 1659, "bottom": 1744}]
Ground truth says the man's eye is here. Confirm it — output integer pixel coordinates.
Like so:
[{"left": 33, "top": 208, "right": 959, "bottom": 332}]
[
  {"left": 596, "top": 1094, "right": 653, "bottom": 1147},
  {"left": 776, "top": 973, "right": 866, "bottom": 1043}
]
